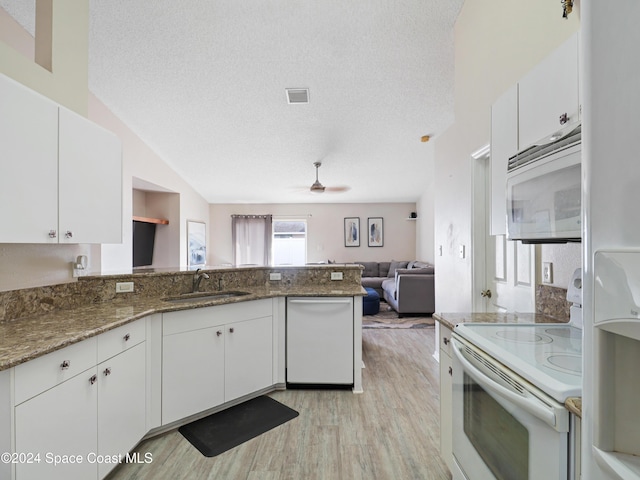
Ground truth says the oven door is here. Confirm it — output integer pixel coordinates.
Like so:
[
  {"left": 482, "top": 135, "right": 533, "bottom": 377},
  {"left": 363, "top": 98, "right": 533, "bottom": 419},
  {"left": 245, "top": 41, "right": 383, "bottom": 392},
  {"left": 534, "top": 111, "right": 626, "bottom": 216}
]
[{"left": 451, "top": 336, "right": 569, "bottom": 480}]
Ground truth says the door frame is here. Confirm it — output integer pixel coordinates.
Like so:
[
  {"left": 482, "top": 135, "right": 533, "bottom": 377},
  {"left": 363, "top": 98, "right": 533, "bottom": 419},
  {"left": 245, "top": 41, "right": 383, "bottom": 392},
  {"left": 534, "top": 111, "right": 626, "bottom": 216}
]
[{"left": 471, "top": 144, "right": 491, "bottom": 312}]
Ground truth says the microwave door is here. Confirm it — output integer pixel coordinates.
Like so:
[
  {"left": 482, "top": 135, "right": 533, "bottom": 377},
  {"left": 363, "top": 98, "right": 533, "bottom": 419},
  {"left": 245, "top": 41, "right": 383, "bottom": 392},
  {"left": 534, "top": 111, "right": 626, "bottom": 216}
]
[{"left": 507, "top": 145, "right": 581, "bottom": 243}]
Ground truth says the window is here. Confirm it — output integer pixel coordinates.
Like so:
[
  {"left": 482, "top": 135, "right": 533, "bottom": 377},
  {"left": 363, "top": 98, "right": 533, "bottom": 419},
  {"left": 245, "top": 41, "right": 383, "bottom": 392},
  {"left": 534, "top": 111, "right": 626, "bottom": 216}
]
[{"left": 272, "top": 220, "right": 307, "bottom": 265}]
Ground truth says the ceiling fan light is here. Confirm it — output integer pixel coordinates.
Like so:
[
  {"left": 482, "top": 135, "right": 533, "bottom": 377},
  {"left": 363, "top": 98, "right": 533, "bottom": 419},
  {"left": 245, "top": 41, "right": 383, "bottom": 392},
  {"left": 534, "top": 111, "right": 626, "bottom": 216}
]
[{"left": 310, "top": 180, "right": 325, "bottom": 193}]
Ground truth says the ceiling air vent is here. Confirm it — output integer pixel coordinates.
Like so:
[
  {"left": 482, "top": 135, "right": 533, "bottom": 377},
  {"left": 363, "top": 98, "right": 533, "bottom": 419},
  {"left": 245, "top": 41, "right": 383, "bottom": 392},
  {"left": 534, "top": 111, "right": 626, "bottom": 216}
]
[{"left": 286, "top": 88, "right": 309, "bottom": 104}]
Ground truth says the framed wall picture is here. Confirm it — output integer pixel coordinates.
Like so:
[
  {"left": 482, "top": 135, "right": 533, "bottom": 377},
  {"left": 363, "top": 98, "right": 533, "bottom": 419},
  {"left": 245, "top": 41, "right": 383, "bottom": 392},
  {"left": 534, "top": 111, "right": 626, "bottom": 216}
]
[
  {"left": 367, "top": 217, "right": 384, "bottom": 247},
  {"left": 187, "top": 220, "right": 207, "bottom": 268},
  {"left": 344, "top": 217, "right": 360, "bottom": 247}
]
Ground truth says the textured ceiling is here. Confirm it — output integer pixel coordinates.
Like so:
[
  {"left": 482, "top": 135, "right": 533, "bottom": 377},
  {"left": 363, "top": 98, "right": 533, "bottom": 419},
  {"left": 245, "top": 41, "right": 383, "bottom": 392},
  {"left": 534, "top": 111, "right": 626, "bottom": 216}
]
[{"left": 1, "top": 0, "right": 463, "bottom": 204}]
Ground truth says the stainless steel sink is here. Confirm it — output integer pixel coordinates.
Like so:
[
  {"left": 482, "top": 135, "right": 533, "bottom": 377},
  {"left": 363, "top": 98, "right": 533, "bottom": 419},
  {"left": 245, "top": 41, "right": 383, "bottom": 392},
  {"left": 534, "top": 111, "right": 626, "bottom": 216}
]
[{"left": 163, "top": 291, "right": 251, "bottom": 304}]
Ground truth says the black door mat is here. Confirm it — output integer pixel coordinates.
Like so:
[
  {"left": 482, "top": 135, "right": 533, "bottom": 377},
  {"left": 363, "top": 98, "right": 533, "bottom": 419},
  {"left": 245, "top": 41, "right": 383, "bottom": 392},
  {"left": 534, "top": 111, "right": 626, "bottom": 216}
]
[{"left": 178, "top": 396, "right": 299, "bottom": 457}]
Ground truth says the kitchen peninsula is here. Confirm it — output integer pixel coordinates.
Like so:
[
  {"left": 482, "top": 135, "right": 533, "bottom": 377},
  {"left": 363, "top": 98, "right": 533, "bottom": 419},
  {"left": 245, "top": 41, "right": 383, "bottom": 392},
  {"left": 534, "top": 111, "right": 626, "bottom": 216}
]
[{"left": 0, "top": 264, "right": 365, "bottom": 480}]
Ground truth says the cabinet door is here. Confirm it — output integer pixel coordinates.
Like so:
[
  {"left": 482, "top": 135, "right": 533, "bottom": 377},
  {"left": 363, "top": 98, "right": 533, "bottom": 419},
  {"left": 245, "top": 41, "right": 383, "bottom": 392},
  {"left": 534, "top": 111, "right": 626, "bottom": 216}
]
[
  {"left": 97, "top": 342, "right": 146, "bottom": 479},
  {"left": 225, "top": 316, "right": 273, "bottom": 401},
  {"left": 58, "top": 107, "right": 122, "bottom": 244},
  {"left": 162, "top": 327, "right": 224, "bottom": 425},
  {"left": 0, "top": 75, "right": 58, "bottom": 243},
  {"left": 490, "top": 85, "right": 518, "bottom": 236},
  {"left": 439, "top": 326, "right": 453, "bottom": 471},
  {"left": 15, "top": 368, "right": 98, "bottom": 480},
  {"left": 518, "top": 33, "right": 579, "bottom": 149}
]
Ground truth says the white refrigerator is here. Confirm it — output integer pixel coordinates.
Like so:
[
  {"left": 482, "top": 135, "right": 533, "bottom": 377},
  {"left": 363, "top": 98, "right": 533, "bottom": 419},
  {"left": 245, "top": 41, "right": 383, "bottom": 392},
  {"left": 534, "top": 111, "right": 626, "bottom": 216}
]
[{"left": 582, "top": 2, "right": 640, "bottom": 478}]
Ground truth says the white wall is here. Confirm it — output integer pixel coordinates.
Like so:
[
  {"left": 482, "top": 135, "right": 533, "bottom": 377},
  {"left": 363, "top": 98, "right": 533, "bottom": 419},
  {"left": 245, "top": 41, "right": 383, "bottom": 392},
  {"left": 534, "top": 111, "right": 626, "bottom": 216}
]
[
  {"left": 90, "top": 96, "right": 210, "bottom": 273},
  {"left": 210, "top": 203, "right": 418, "bottom": 265},
  {"left": 432, "top": 0, "right": 580, "bottom": 312}
]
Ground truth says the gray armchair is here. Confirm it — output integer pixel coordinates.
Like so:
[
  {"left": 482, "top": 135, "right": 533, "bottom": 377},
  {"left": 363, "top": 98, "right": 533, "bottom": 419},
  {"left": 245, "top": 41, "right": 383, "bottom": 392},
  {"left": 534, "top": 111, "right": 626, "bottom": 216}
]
[{"left": 381, "top": 264, "right": 435, "bottom": 316}]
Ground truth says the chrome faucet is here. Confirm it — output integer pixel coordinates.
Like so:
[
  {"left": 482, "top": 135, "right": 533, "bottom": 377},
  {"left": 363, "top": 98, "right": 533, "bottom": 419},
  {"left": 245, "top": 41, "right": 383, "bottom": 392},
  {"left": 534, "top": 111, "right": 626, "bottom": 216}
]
[{"left": 192, "top": 268, "right": 210, "bottom": 292}]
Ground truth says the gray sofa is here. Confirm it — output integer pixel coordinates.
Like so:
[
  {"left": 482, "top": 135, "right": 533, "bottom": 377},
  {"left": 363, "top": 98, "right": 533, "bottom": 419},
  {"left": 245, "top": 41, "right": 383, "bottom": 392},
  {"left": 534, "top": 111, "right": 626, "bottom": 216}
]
[{"left": 357, "top": 260, "right": 435, "bottom": 316}]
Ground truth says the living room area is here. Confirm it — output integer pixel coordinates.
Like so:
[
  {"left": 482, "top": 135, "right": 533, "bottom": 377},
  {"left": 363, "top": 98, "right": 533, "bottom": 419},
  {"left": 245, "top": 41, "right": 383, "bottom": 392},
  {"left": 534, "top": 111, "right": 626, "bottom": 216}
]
[{"left": 208, "top": 201, "right": 435, "bottom": 326}]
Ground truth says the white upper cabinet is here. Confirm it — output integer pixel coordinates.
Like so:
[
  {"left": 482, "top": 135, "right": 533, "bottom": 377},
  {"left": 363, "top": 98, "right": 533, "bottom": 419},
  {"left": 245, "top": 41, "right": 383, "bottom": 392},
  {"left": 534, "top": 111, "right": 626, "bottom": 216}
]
[
  {"left": 490, "top": 84, "right": 518, "bottom": 236},
  {"left": 0, "top": 75, "right": 59, "bottom": 243},
  {"left": 59, "top": 107, "right": 122, "bottom": 244},
  {"left": 0, "top": 74, "right": 122, "bottom": 244},
  {"left": 518, "top": 33, "right": 580, "bottom": 149}
]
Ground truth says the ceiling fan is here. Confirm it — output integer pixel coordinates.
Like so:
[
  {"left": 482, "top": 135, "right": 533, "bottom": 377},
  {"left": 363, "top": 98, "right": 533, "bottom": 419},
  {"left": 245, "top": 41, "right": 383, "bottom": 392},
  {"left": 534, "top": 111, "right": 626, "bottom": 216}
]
[{"left": 308, "top": 161, "right": 350, "bottom": 194}]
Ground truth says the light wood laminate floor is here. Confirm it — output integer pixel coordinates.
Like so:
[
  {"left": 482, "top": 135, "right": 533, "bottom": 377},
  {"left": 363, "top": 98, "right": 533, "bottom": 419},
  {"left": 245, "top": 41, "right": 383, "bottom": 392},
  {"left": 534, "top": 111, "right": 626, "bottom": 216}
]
[{"left": 108, "top": 328, "right": 451, "bottom": 480}]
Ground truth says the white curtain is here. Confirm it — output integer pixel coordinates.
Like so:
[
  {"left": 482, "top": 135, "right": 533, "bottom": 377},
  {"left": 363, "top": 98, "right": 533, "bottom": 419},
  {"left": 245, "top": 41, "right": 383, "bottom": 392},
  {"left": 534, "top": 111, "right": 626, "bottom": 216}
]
[{"left": 231, "top": 215, "right": 273, "bottom": 266}]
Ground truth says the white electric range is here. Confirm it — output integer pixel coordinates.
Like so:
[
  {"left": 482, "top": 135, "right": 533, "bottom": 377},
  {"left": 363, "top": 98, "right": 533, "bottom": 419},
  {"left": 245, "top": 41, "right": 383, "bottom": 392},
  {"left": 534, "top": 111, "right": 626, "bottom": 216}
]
[{"left": 450, "top": 269, "right": 583, "bottom": 480}]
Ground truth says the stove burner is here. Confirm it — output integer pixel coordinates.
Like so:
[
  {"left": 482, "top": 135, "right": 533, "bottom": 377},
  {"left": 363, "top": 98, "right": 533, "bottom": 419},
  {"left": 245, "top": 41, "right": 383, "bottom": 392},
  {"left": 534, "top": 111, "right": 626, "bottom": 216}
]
[
  {"left": 544, "top": 327, "right": 582, "bottom": 340},
  {"left": 494, "top": 330, "right": 553, "bottom": 344},
  {"left": 546, "top": 354, "right": 582, "bottom": 375}
]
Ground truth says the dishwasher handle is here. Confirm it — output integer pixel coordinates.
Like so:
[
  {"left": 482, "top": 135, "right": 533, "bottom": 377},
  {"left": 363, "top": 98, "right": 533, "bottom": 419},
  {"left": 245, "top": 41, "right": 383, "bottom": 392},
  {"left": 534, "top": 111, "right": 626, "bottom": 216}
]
[{"left": 288, "top": 299, "right": 352, "bottom": 304}]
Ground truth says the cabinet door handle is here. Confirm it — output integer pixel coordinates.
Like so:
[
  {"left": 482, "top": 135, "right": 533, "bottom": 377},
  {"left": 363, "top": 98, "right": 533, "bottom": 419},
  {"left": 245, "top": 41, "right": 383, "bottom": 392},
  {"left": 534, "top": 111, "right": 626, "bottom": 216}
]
[
  {"left": 123, "top": 333, "right": 130, "bottom": 342},
  {"left": 48, "top": 230, "right": 57, "bottom": 239},
  {"left": 448, "top": 366, "right": 453, "bottom": 376},
  {"left": 216, "top": 330, "right": 222, "bottom": 336},
  {"left": 559, "top": 112, "right": 569, "bottom": 125},
  {"left": 104, "top": 367, "right": 111, "bottom": 376},
  {"left": 229, "top": 327, "right": 235, "bottom": 333},
  {"left": 60, "top": 360, "right": 71, "bottom": 370},
  {"left": 89, "top": 374, "right": 98, "bottom": 385},
  {"left": 65, "top": 230, "right": 73, "bottom": 239},
  {"left": 443, "top": 337, "right": 450, "bottom": 345}
]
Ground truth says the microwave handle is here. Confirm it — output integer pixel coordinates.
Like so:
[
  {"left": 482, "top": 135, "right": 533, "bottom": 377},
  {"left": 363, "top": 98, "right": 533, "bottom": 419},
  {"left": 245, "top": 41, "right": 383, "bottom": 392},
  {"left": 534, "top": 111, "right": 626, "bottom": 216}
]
[{"left": 451, "top": 338, "right": 559, "bottom": 429}]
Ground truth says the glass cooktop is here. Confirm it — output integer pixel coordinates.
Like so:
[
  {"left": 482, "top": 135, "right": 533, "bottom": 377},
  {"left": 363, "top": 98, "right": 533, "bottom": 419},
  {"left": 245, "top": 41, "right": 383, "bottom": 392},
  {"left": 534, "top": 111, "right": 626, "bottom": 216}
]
[{"left": 454, "top": 323, "right": 582, "bottom": 403}]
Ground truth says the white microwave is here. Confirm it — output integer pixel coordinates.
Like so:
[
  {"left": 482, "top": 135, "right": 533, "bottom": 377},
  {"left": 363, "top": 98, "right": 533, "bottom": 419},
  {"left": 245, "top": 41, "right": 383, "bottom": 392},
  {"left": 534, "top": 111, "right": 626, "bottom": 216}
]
[{"left": 506, "top": 124, "right": 582, "bottom": 244}]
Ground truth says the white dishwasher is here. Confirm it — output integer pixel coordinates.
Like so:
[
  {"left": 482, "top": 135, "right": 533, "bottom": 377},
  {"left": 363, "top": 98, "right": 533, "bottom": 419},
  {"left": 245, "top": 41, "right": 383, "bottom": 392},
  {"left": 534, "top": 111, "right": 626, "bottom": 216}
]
[{"left": 286, "top": 297, "right": 354, "bottom": 385}]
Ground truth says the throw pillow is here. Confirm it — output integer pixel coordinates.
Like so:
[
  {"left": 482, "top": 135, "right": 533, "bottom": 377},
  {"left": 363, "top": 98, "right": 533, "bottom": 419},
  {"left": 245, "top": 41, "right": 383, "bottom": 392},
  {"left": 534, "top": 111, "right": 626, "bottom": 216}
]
[{"left": 388, "top": 260, "right": 409, "bottom": 277}]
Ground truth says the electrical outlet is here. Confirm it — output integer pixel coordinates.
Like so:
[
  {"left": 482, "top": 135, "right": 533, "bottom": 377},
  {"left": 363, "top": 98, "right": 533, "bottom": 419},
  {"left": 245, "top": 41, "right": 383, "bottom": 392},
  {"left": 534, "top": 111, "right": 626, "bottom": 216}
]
[
  {"left": 116, "top": 282, "right": 134, "bottom": 293},
  {"left": 543, "top": 262, "right": 553, "bottom": 284},
  {"left": 269, "top": 272, "right": 282, "bottom": 281},
  {"left": 331, "top": 272, "right": 343, "bottom": 281}
]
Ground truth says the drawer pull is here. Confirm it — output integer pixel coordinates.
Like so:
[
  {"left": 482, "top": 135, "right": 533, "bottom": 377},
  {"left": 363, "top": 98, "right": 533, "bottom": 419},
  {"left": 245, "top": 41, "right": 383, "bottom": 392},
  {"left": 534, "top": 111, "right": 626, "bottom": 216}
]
[
  {"left": 229, "top": 327, "right": 235, "bottom": 333},
  {"left": 104, "top": 367, "right": 112, "bottom": 376},
  {"left": 89, "top": 374, "right": 98, "bottom": 385},
  {"left": 123, "top": 333, "right": 131, "bottom": 342},
  {"left": 443, "top": 337, "right": 450, "bottom": 345},
  {"left": 48, "top": 230, "right": 57, "bottom": 238},
  {"left": 216, "top": 330, "right": 222, "bottom": 337},
  {"left": 65, "top": 230, "right": 73, "bottom": 239},
  {"left": 61, "top": 360, "right": 71, "bottom": 370}
]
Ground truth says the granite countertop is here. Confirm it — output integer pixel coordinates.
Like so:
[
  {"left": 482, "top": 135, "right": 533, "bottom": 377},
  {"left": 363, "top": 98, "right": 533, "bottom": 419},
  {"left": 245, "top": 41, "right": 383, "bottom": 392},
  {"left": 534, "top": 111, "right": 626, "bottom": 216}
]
[
  {"left": 433, "top": 312, "right": 567, "bottom": 331},
  {"left": 0, "top": 284, "right": 366, "bottom": 372}
]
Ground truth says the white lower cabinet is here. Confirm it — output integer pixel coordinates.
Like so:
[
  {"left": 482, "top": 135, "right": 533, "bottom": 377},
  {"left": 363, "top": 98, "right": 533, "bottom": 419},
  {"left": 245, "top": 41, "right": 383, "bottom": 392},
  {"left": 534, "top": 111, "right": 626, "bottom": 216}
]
[
  {"left": 162, "top": 300, "right": 274, "bottom": 426},
  {"left": 13, "top": 319, "right": 146, "bottom": 480},
  {"left": 439, "top": 323, "right": 453, "bottom": 471},
  {"left": 162, "top": 326, "right": 225, "bottom": 425},
  {"left": 225, "top": 316, "right": 273, "bottom": 400},
  {"left": 15, "top": 366, "right": 99, "bottom": 480},
  {"left": 97, "top": 342, "right": 147, "bottom": 479}
]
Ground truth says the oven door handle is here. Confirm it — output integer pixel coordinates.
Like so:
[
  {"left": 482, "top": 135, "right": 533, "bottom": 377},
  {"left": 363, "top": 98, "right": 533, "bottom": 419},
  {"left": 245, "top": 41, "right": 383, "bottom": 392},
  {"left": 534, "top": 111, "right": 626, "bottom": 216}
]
[{"left": 451, "top": 338, "right": 559, "bottom": 429}]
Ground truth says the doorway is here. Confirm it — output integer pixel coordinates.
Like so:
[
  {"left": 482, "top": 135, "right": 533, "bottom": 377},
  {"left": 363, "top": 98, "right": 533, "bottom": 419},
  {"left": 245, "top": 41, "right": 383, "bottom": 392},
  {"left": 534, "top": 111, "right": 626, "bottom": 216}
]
[{"left": 471, "top": 147, "right": 535, "bottom": 313}]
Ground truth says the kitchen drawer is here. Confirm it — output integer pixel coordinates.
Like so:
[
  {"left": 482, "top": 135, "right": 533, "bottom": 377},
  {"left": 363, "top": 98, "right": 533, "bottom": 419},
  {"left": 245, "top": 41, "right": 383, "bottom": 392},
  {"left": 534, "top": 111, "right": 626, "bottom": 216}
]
[
  {"left": 97, "top": 318, "right": 145, "bottom": 363},
  {"left": 14, "top": 336, "right": 97, "bottom": 405},
  {"left": 163, "top": 299, "right": 272, "bottom": 336},
  {"left": 440, "top": 324, "right": 453, "bottom": 358}
]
